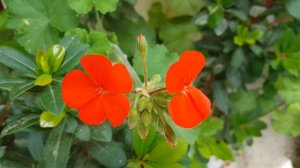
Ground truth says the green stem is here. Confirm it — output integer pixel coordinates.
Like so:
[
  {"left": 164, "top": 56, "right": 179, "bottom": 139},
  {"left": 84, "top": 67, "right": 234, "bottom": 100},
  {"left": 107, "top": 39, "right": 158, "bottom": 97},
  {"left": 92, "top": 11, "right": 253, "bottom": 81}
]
[
  {"left": 112, "top": 44, "right": 143, "bottom": 86},
  {"left": 142, "top": 57, "right": 148, "bottom": 88}
]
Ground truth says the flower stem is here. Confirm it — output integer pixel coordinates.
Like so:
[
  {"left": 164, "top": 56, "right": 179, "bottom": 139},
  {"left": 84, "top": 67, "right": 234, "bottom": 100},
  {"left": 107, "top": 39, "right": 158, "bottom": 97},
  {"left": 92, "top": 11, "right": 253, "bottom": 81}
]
[
  {"left": 149, "top": 87, "right": 166, "bottom": 95},
  {"left": 112, "top": 44, "right": 143, "bottom": 86},
  {"left": 142, "top": 57, "right": 148, "bottom": 88}
]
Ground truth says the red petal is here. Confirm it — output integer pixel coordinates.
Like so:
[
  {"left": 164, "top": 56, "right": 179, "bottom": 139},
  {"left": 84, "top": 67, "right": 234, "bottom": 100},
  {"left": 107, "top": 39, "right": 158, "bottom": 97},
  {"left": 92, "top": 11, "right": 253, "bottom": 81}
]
[
  {"left": 168, "top": 87, "right": 211, "bottom": 128},
  {"left": 166, "top": 61, "right": 186, "bottom": 93},
  {"left": 166, "top": 51, "right": 206, "bottom": 94},
  {"left": 62, "top": 70, "right": 99, "bottom": 109},
  {"left": 179, "top": 51, "right": 206, "bottom": 81},
  {"left": 80, "top": 54, "right": 112, "bottom": 86},
  {"left": 78, "top": 96, "right": 106, "bottom": 125},
  {"left": 105, "top": 64, "right": 133, "bottom": 94},
  {"left": 103, "top": 94, "right": 130, "bottom": 127}
]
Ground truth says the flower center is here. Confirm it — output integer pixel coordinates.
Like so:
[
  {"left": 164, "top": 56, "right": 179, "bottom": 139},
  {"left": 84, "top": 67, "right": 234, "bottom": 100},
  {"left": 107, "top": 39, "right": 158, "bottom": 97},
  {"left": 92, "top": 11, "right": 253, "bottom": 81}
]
[{"left": 97, "top": 87, "right": 106, "bottom": 95}]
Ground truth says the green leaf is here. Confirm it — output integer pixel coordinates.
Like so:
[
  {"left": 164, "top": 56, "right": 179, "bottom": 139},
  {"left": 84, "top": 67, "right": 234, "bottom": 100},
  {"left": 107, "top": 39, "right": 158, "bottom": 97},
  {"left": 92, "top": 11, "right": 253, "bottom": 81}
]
[
  {"left": 0, "top": 159, "right": 29, "bottom": 168},
  {"left": 89, "top": 141, "right": 127, "bottom": 168},
  {"left": 7, "top": 0, "right": 78, "bottom": 54},
  {"left": 28, "top": 132, "right": 44, "bottom": 162},
  {"left": 90, "top": 122, "right": 112, "bottom": 142},
  {"left": 75, "top": 124, "right": 91, "bottom": 141},
  {"left": 275, "top": 76, "right": 300, "bottom": 103},
  {"left": 40, "top": 119, "right": 73, "bottom": 168},
  {"left": 161, "top": 0, "right": 204, "bottom": 18},
  {"left": 229, "top": 90, "right": 257, "bottom": 113},
  {"left": 0, "top": 114, "right": 39, "bottom": 138},
  {"left": 39, "top": 82, "right": 65, "bottom": 115},
  {"left": 210, "top": 141, "right": 234, "bottom": 160},
  {"left": 0, "top": 46, "right": 36, "bottom": 73},
  {"left": 159, "top": 18, "right": 200, "bottom": 53},
  {"left": 67, "top": 0, "right": 93, "bottom": 14},
  {"left": 208, "top": 7, "right": 224, "bottom": 28},
  {"left": 64, "top": 116, "right": 78, "bottom": 134},
  {"left": 133, "top": 126, "right": 157, "bottom": 157},
  {"left": 40, "top": 111, "right": 65, "bottom": 128},
  {"left": 272, "top": 103, "right": 300, "bottom": 137},
  {"left": 34, "top": 74, "right": 53, "bottom": 86},
  {"left": 285, "top": 0, "right": 300, "bottom": 19},
  {"left": 133, "top": 45, "right": 177, "bottom": 81},
  {"left": 198, "top": 117, "right": 224, "bottom": 136},
  {"left": 147, "top": 139, "right": 188, "bottom": 164},
  {"left": 230, "top": 48, "right": 244, "bottom": 69},
  {"left": 10, "top": 80, "right": 35, "bottom": 100},
  {"left": 214, "top": 19, "right": 228, "bottom": 36},
  {"left": 0, "top": 77, "right": 28, "bottom": 91},
  {"left": 55, "top": 41, "right": 88, "bottom": 75},
  {"left": 94, "top": 0, "right": 119, "bottom": 14},
  {"left": 212, "top": 82, "right": 229, "bottom": 113}
]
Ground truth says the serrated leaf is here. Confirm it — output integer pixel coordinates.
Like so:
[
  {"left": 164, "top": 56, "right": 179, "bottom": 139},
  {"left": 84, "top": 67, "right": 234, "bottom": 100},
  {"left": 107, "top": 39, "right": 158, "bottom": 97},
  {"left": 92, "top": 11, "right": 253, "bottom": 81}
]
[
  {"left": 40, "top": 111, "right": 65, "bottom": 128},
  {"left": 94, "top": 0, "right": 119, "bottom": 14},
  {"left": 10, "top": 80, "right": 35, "bottom": 100},
  {"left": 275, "top": 76, "right": 300, "bottom": 103},
  {"left": 7, "top": 0, "right": 78, "bottom": 54},
  {"left": 39, "top": 82, "right": 65, "bottom": 115},
  {"left": 40, "top": 119, "right": 73, "bottom": 168},
  {"left": 90, "top": 122, "right": 112, "bottom": 142},
  {"left": 89, "top": 141, "right": 127, "bottom": 168},
  {"left": 0, "top": 46, "right": 36, "bottom": 73},
  {"left": 0, "top": 114, "right": 39, "bottom": 138},
  {"left": 272, "top": 103, "right": 300, "bottom": 137}
]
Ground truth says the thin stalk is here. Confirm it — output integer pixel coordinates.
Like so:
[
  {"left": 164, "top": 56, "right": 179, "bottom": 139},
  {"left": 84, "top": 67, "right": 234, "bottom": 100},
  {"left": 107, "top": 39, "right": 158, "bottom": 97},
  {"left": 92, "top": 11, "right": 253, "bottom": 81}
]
[
  {"left": 112, "top": 44, "right": 143, "bottom": 86},
  {"left": 142, "top": 57, "right": 148, "bottom": 88}
]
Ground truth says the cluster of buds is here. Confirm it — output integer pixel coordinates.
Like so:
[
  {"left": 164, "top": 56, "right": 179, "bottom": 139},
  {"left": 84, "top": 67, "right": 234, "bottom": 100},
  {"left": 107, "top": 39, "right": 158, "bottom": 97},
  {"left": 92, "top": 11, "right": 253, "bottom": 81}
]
[
  {"left": 35, "top": 45, "right": 66, "bottom": 86},
  {"left": 128, "top": 34, "right": 177, "bottom": 146}
]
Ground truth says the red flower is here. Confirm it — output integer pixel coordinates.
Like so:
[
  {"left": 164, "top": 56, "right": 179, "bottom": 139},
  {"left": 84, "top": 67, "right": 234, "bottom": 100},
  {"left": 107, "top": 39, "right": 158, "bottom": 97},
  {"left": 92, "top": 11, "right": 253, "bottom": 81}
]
[
  {"left": 62, "top": 55, "right": 133, "bottom": 127},
  {"left": 166, "top": 51, "right": 211, "bottom": 128}
]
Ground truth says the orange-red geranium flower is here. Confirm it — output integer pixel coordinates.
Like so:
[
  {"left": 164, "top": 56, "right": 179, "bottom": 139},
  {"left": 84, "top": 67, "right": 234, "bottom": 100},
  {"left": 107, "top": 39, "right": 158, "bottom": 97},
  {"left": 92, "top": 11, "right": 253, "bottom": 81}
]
[
  {"left": 166, "top": 51, "right": 211, "bottom": 128},
  {"left": 62, "top": 55, "right": 133, "bottom": 127}
]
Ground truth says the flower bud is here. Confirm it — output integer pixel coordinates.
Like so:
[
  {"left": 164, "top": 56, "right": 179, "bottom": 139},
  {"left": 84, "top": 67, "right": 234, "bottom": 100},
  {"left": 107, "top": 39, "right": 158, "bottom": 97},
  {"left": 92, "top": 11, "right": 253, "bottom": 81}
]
[
  {"left": 137, "top": 34, "right": 148, "bottom": 59},
  {"left": 142, "top": 110, "right": 152, "bottom": 126},
  {"left": 138, "top": 96, "right": 152, "bottom": 112},
  {"left": 36, "top": 49, "right": 46, "bottom": 69},
  {"left": 164, "top": 123, "right": 176, "bottom": 147},
  {"left": 48, "top": 44, "right": 66, "bottom": 73},
  {"left": 138, "top": 121, "right": 148, "bottom": 139},
  {"left": 128, "top": 107, "right": 139, "bottom": 129},
  {"left": 40, "top": 54, "right": 50, "bottom": 74}
]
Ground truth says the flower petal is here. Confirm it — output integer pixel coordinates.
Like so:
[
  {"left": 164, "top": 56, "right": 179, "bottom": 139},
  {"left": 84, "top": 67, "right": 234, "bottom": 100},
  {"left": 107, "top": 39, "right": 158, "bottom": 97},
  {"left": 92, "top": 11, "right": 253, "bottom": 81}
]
[
  {"left": 105, "top": 64, "right": 133, "bottom": 94},
  {"left": 179, "top": 51, "right": 206, "bottom": 81},
  {"left": 103, "top": 94, "right": 130, "bottom": 127},
  {"left": 166, "top": 61, "right": 187, "bottom": 93},
  {"left": 168, "top": 87, "right": 211, "bottom": 128},
  {"left": 62, "top": 70, "right": 99, "bottom": 109},
  {"left": 187, "top": 86, "right": 211, "bottom": 118},
  {"left": 166, "top": 50, "right": 206, "bottom": 94},
  {"left": 80, "top": 54, "right": 112, "bottom": 86},
  {"left": 78, "top": 96, "right": 107, "bottom": 125}
]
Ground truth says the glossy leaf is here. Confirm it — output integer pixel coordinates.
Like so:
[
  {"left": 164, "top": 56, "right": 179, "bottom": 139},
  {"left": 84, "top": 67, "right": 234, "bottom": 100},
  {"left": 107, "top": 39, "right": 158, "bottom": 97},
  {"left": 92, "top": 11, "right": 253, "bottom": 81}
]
[
  {"left": 0, "top": 46, "right": 36, "bottom": 73},
  {"left": 39, "top": 82, "right": 65, "bottom": 115},
  {"left": 40, "top": 111, "right": 65, "bottom": 128},
  {"left": 40, "top": 119, "right": 73, "bottom": 168},
  {"left": 0, "top": 114, "right": 39, "bottom": 138}
]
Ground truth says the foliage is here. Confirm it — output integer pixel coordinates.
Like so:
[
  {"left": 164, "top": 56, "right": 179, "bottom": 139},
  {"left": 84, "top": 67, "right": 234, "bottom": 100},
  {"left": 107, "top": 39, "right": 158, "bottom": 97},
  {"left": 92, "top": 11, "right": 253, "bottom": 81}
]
[{"left": 0, "top": 0, "right": 300, "bottom": 167}]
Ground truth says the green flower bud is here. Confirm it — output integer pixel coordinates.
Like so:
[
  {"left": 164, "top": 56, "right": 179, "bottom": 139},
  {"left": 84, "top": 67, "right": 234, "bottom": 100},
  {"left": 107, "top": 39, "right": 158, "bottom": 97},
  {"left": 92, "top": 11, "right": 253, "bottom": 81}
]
[
  {"left": 137, "top": 34, "right": 148, "bottom": 59},
  {"left": 164, "top": 123, "right": 176, "bottom": 147},
  {"left": 40, "top": 54, "right": 50, "bottom": 74},
  {"left": 48, "top": 44, "right": 66, "bottom": 73},
  {"left": 138, "top": 121, "right": 148, "bottom": 140},
  {"left": 36, "top": 49, "right": 46, "bottom": 69},
  {"left": 34, "top": 74, "right": 53, "bottom": 86},
  {"left": 142, "top": 110, "right": 152, "bottom": 126},
  {"left": 138, "top": 96, "right": 152, "bottom": 112},
  {"left": 128, "top": 107, "right": 139, "bottom": 129}
]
